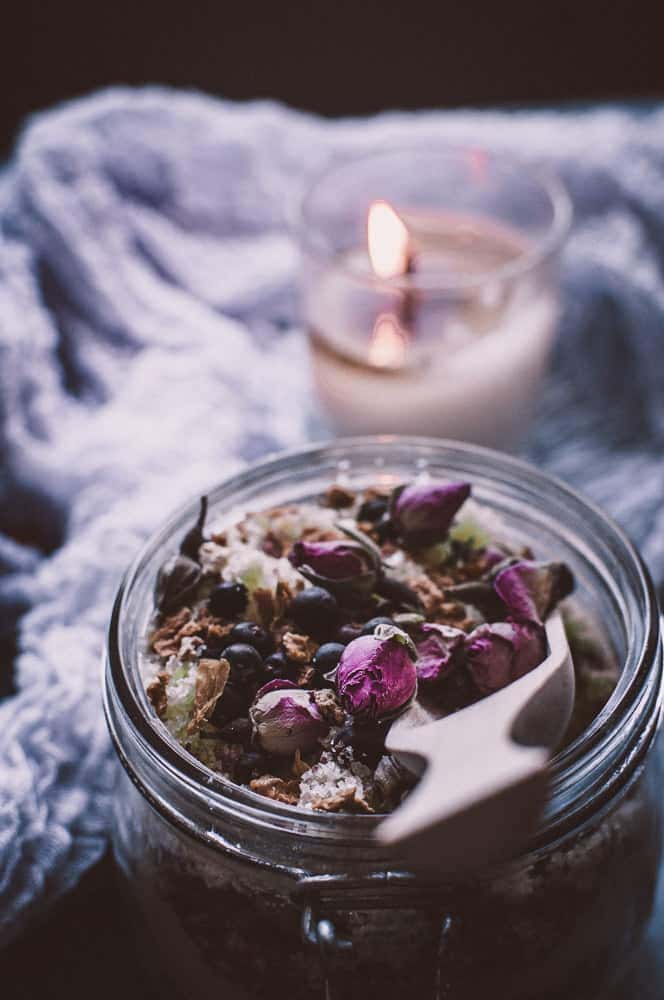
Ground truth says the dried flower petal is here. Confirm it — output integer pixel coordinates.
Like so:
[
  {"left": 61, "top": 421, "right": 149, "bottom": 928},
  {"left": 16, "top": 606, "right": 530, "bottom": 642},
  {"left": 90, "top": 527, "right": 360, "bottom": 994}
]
[
  {"left": 155, "top": 555, "right": 202, "bottom": 614},
  {"left": 250, "top": 688, "right": 330, "bottom": 755},
  {"left": 465, "top": 621, "right": 547, "bottom": 695},
  {"left": 249, "top": 774, "right": 301, "bottom": 805},
  {"left": 336, "top": 626, "right": 417, "bottom": 721},
  {"left": 493, "top": 560, "right": 575, "bottom": 625},
  {"left": 288, "top": 539, "right": 378, "bottom": 600},
  {"left": 416, "top": 623, "right": 466, "bottom": 686},
  {"left": 180, "top": 496, "right": 208, "bottom": 561},
  {"left": 146, "top": 671, "right": 169, "bottom": 718},
  {"left": 390, "top": 481, "right": 471, "bottom": 546},
  {"left": 281, "top": 631, "right": 319, "bottom": 663},
  {"left": 187, "top": 658, "right": 231, "bottom": 734}
]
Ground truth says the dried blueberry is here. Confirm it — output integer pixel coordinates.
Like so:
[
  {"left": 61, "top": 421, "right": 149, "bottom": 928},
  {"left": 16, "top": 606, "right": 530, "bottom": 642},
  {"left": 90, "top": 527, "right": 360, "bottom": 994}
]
[
  {"left": 289, "top": 587, "right": 339, "bottom": 637},
  {"left": 217, "top": 717, "right": 252, "bottom": 746},
  {"left": 224, "top": 643, "right": 264, "bottom": 687},
  {"left": 211, "top": 681, "right": 249, "bottom": 726},
  {"left": 209, "top": 581, "right": 248, "bottom": 619},
  {"left": 337, "top": 623, "right": 363, "bottom": 645},
  {"left": 360, "top": 616, "right": 394, "bottom": 636},
  {"left": 358, "top": 497, "right": 388, "bottom": 523},
  {"left": 229, "top": 621, "right": 274, "bottom": 656},
  {"left": 312, "top": 642, "right": 345, "bottom": 674},
  {"left": 263, "top": 650, "right": 291, "bottom": 682},
  {"left": 332, "top": 718, "right": 387, "bottom": 768}
]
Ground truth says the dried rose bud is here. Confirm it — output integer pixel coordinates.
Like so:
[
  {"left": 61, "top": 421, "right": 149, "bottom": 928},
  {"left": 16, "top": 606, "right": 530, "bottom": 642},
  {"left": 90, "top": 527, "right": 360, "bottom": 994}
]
[
  {"left": 288, "top": 539, "right": 378, "bottom": 600},
  {"left": 390, "top": 481, "right": 471, "bottom": 546},
  {"left": 416, "top": 623, "right": 466, "bottom": 687},
  {"left": 493, "top": 560, "right": 574, "bottom": 625},
  {"left": 249, "top": 688, "right": 330, "bottom": 756},
  {"left": 180, "top": 496, "right": 208, "bottom": 561},
  {"left": 336, "top": 625, "right": 417, "bottom": 721},
  {"left": 465, "top": 620, "right": 547, "bottom": 695},
  {"left": 155, "top": 554, "right": 202, "bottom": 614}
]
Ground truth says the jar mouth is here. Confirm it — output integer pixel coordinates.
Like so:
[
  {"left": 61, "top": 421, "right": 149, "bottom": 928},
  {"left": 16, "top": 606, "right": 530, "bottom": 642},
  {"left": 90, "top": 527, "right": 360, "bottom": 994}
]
[
  {"left": 105, "top": 436, "right": 662, "bottom": 850},
  {"left": 294, "top": 145, "right": 572, "bottom": 296}
]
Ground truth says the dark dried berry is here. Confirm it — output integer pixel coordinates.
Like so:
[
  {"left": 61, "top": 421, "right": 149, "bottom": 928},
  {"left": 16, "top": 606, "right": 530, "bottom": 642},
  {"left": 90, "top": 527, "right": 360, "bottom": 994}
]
[
  {"left": 211, "top": 681, "right": 249, "bottom": 727},
  {"left": 360, "top": 616, "right": 394, "bottom": 636},
  {"left": 224, "top": 643, "right": 264, "bottom": 688},
  {"left": 218, "top": 717, "right": 252, "bottom": 746},
  {"left": 155, "top": 555, "right": 202, "bottom": 614},
  {"left": 289, "top": 587, "right": 339, "bottom": 638},
  {"left": 333, "top": 719, "right": 387, "bottom": 768},
  {"left": 180, "top": 496, "right": 208, "bottom": 561},
  {"left": 263, "top": 650, "right": 291, "bottom": 682},
  {"left": 209, "top": 581, "right": 248, "bottom": 619},
  {"left": 337, "top": 624, "right": 363, "bottom": 645},
  {"left": 358, "top": 497, "right": 388, "bottom": 523},
  {"left": 235, "top": 751, "right": 266, "bottom": 784},
  {"left": 229, "top": 621, "right": 274, "bottom": 656},
  {"left": 312, "top": 642, "right": 345, "bottom": 674}
]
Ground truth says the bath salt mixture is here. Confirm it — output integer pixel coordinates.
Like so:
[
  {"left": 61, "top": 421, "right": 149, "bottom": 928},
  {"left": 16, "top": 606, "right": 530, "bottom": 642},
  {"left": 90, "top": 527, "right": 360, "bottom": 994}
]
[{"left": 143, "top": 479, "right": 617, "bottom": 814}]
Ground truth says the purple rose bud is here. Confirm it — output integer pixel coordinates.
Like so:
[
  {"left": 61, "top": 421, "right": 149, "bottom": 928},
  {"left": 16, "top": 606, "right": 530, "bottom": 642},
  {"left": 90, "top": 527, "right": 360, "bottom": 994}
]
[
  {"left": 288, "top": 539, "right": 378, "bottom": 600},
  {"left": 493, "top": 560, "right": 574, "bottom": 625},
  {"left": 465, "top": 620, "right": 547, "bottom": 696},
  {"left": 255, "top": 678, "right": 298, "bottom": 699},
  {"left": 336, "top": 625, "right": 417, "bottom": 721},
  {"left": 415, "top": 623, "right": 466, "bottom": 686},
  {"left": 250, "top": 687, "right": 329, "bottom": 755},
  {"left": 390, "top": 481, "right": 471, "bottom": 546}
]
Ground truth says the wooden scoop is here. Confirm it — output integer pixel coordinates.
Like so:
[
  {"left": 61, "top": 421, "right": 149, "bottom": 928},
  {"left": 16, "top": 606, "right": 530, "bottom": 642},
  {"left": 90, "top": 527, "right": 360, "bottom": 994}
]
[{"left": 377, "top": 612, "right": 574, "bottom": 874}]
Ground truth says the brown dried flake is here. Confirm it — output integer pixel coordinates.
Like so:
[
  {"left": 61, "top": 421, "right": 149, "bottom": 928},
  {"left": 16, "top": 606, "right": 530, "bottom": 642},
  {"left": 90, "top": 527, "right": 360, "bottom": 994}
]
[
  {"left": 261, "top": 532, "right": 283, "bottom": 558},
  {"left": 210, "top": 530, "right": 227, "bottom": 545},
  {"left": 324, "top": 484, "right": 356, "bottom": 509},
  {"left": 187, "top": 658, "right": 230, "bottom": 735},
  {"left": 150, "top": 607, "right": 193, "bottom": 657},
  {"left": 310, "top": 787, "right": 374, "bottom": 814},
  {"left": 146, "top": 671, "right": 169, "bottom": 718},
  {"left": 406, "top": 574, "right": 446, "bottom": 616},
  {"left": 313, "top": 689, "right": 345, "bottom": 726},
  {"left": 300, "top": 526, "right": 345, "bottom": 543},
  {"left": 253, "top": 587, "right": 277, "bottom": 628},
  {"left": 295, "top": 664, "right": 316, "bottom": 688},
  {"left": 281, "top": 631, "right": 319, "bottom": 664},
  {"left": 292, "top": 749, "right": 311, "bottom": 778},
  {"left": 249, "top": 774, "right": 301, "bottom": 805}
]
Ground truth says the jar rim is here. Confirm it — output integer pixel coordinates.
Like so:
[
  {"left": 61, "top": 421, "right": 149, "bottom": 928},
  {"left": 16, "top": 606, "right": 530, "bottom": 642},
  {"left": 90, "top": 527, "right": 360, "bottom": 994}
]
[
  {"left": 105, "top": 436, "right": 662, "bottom": 851},
  {"left": 293, "top": 145, "right": 572, "bottom": 295}
]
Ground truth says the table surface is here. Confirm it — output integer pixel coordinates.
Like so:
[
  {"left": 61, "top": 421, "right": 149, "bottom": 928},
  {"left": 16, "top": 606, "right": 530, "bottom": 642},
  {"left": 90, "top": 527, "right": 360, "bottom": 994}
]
[{"left": 2, "top": 849, "right": 663, "bottom": 999}]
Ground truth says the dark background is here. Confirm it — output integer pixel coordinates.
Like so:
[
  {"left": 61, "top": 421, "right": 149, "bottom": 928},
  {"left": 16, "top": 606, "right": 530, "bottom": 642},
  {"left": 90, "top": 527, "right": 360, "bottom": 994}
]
[
  {"left": 2, "top": 1, "right": 663, "bottom": 996},
  {"left": 1, "top": 0, "right": 662, "bottom": 157}
]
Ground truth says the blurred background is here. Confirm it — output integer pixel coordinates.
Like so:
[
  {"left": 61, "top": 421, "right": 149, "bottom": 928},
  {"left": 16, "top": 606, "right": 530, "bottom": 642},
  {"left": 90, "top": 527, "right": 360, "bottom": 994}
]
[{"left": 1, "top": 0, "right": 661, "bottom": 154}]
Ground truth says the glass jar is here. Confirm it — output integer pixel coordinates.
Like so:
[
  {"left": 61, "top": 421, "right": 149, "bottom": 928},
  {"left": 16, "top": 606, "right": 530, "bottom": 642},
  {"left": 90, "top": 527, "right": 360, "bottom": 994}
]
[{"left": 103, "top": 438, "right": 662, "bottom": 1000}]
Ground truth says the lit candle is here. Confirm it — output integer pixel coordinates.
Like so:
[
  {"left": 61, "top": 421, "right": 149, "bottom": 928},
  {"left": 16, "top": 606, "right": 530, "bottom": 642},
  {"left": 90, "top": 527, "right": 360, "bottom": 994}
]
[{"left": 299, "top": 148, "right": 571, "bottom": 450}]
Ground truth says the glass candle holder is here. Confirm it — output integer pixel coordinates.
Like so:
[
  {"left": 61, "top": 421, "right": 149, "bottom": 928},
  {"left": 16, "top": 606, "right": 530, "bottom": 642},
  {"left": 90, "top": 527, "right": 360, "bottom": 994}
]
[{"left": 297, "top": 148, "right": 571, "bottom": 450}]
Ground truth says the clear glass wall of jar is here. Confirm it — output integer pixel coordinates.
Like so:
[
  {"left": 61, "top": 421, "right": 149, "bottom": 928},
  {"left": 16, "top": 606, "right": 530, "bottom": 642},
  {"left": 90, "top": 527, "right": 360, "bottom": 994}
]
[{"left": 103, "top": 439, "right": 663, "bottom": 1000}]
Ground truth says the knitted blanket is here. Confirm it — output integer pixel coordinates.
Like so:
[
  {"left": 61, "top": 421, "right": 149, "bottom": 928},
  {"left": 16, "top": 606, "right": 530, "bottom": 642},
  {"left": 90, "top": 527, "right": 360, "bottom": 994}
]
[{"left": 1, "top": 88, "right": 664, "bottom": 947}]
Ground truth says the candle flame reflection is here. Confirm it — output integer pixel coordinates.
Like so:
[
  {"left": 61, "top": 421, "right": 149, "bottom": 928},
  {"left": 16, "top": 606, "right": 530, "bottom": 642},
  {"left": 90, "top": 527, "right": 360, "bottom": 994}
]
[
  {"left": 367, "top": 200, "right": 411, "bottom": 279},
  {"left": 368, "top": 314, "right": 408, "bottom": 368}
]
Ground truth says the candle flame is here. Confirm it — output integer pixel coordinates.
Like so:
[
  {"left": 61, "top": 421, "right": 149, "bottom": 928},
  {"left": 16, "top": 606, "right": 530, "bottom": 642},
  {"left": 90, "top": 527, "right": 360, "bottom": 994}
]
[
  {"left": 368, "top": 314, "right": 408, "bottom": 368},
  {"left": 367, "top": 200, "right": 411, "bottom": 279}
]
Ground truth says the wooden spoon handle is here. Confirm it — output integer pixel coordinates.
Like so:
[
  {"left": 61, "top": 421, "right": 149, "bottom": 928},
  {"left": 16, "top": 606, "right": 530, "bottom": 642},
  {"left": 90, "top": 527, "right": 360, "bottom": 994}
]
[{"left": 379, "top": 706, "right": 549, "bottom": 873}]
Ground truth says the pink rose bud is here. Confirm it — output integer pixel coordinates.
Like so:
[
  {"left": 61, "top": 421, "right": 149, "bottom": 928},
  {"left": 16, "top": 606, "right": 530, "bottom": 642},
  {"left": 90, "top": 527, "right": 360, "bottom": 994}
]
[
  {"left": 416, "top": 623, "right": 466, "bottom": 687},
  {"left": 288, "top": 539, "right": 378, "bottom": 599},
  {"left": 250, "top": 688, "right": 329, "bottom": 755},
  {"left": 465, "top": 620, "right": 547, "bottom": 695},
  {"left": 493, "top": 560, "right": 574, "bottom": 625},
  {"left": 390, "top": 481, "right": 471, "bottom": 546},
  {"left": 336, "top": 625, "right": 417, "bottom": 721}
]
